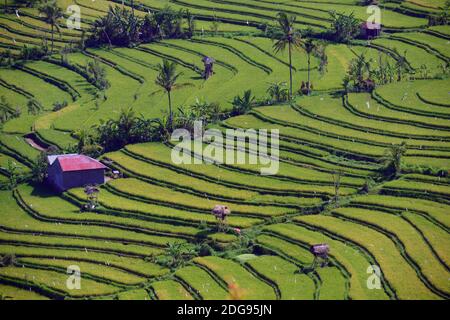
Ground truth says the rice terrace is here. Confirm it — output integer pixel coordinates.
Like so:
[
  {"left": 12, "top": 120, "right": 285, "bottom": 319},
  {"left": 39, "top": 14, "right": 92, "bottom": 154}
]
[{"left": 0, "top": 0, "right": 449, "bottom": 302}]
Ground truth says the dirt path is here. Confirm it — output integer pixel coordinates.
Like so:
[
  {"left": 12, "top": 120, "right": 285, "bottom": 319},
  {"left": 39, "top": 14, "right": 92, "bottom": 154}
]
[{"left": 24, "top": 134, "right": 47, "bottom": 152}]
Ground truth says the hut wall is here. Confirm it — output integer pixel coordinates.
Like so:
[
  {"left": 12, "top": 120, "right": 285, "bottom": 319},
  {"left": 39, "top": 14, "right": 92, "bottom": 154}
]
[
  {"left": 61, "top": 169, "right": 105, "bottom": 191},
  {"left": 47, "top": 162, "right": 65, "bottom": 192}
]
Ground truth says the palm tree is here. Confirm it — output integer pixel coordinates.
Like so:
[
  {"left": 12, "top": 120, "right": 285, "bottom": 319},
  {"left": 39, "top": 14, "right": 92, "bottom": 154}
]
[
  {"left": 304, "top": 39, "right": 316, "bottom": 95},
  {"left": 38, "top": 0, "right": 63, "bottom": 53},
  {"left": 4, "top": 160, "right": 21, "bottom": 190},
  {"left": 231, "top": 90, "right": 255, "bottom": 115},
  {"left": 185, "top": 9, "right": 195, "bottom": 38},
  {"left": 380, "top": 141, "right": 407, "bottom": 179},
  {"left": 152, "top": 59, "right": 192, "bottom": 130},
  {"left": 266, "top": 81, "right": 289, "bottom": 103},
  {"left": 394, "top": 49, "right": 409, "bottom": 81},
  {"left": 166, "top": 242, "right": 184, "bottom": 268},
  {"left": 27, "top": 99, "right": 42, "bottom": 115},
  {"left": 273, "top": 12, "right": 302, "bottom": 99}
]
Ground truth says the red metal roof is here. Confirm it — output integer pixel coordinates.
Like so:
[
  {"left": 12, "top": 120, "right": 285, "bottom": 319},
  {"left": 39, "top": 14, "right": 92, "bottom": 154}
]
[{"left": 54, "top": 155, "right": 107, "bottom": 172}]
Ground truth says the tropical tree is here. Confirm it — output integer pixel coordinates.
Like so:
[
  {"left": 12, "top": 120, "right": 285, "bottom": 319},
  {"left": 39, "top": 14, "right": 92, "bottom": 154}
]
[
  {"left": 266, "top": 81, "right": 289, "bottom": 103},
  {"left": 313, "top": 42, "right": 328, "bottom": 77},
  {"left": 273, "top": 12, "right": 302, "bottom": 99},
  {"left": 303, "top": 39, "right": 316, "bottom": 95},
  {"left": 85, "top": 59, "right": 110, "bottom": 90},
  {"left": 346, "top": 53, "right": 374, "bottom": 91},
  {"left": 189, "top": 99, "right": 221, "bottom": 125},
  {"left": 332, "top": 169, "right": 343, "bottom": 204},
  {"left": 329, "top": 11, "right": 360, "bottom": 43},
  {"left": 27, "top": 99, "right": 42, "bottom": 115},
  {"left": 0, "top": 254, "right": 17, "bottom": 267},
  {"left": 164, "top": 242, "right": 198, "bottom": 268},
  {"left": 38, "top": 0, "right": 63, "bottom": 52},
  {"left": 394, "top": 49, "right": 409, "bottom": 81},
  {"left": 231, "top": 90, "right": 256, "bottom": 115},
  {"left": 3, "top": 160, "right": 21, "bottom": 190},
  {"left": 185, "top": 9, "right": 195, "bottom": 38},
  {"left": 0, "top": 96, "right": 12, "bottom": 123},
  {"left": 380, "top": 141, "right": 407, "bottom": 179},
  {"left": 152, "top": 59, "right": 192, "bottom": 130}
]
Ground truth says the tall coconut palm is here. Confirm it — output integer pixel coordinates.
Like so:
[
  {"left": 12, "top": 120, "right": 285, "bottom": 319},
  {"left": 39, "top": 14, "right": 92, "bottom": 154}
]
[
  {"left": 38, "top": 0, "right": 63, "bottom": 53},
  {"left": 272, "top": 12, "right": 302, "bottom": 100},
  {"left": 304, "top": 38, "right": 316, "bottom": 95},
  {"left": 152, "top": 59, "right": 192, "bottom": 130}
]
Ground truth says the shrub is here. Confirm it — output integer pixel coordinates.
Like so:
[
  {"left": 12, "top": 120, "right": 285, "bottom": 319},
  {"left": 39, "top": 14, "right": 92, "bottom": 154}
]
[
  {"left": 52, "top": 100, "right": 68, "bottom": 112},
  {"left": 329, "top": 11, "right": 360, "bottom": 43}
]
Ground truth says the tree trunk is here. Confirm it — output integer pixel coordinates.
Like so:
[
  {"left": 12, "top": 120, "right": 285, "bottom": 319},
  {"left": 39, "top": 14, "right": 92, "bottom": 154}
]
[
  {"left": 307, "top": 53, "right": 311, "bottom": 95},
  {"left": 288, "top": 41, "right": 293, "bottom": 100},
  {"left": 167, "top": 90, "right": 173, "bottom": 130},
  {"left": 51, "top": 24, "right": 54, "bottom": 53}
]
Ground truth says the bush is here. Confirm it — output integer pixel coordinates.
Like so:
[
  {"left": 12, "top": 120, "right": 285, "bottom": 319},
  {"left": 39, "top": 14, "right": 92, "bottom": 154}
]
[
  {"left": 88, "top": 5, "right": 193, "bottom": 47},
  {"left": 52, "top": 100, "right": 68, "bottom": 112},
  {"left": 20, "top": 44, "right": 48, "bottom": 61},
  {"left": 329, "top": 11, "right": 360, "bottom": 43}
]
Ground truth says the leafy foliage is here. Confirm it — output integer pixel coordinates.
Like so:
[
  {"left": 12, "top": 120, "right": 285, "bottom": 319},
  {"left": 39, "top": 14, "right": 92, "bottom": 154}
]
[
  {"left": 329, "top": 11, "right": 360, "bottom": 43},
  {"left": 231, "top": 90, "right": 256, "bottom": 116},
  {"left": 89, "top": 6, "right": 194, "bottom": 47},
  {"left": 272, "top": 12, "right": 302, "bottom": 99},
  {"left": 379, "top": 141, "right": 407, "bottom": 179}
]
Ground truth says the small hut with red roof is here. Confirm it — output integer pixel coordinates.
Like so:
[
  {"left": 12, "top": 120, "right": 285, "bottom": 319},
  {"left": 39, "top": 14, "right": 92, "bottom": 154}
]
[{"left": 47, "top": 154, "right": 107, "bottom": 192}]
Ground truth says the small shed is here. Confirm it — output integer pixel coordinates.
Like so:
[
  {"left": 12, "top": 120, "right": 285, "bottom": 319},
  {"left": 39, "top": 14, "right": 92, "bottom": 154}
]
[
  {"left": 47, "top": 154, "right": 107, "bottom": 192},
  {"left": 202, "top": 56, "right": 215, "bottom": 79},
  {"left": 360, "top": 22, "right": 381, "bottom": 39}
]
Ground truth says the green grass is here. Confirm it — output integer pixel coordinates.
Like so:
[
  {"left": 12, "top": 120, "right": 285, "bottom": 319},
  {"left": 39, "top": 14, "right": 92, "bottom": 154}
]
[
  {"left": 246, "top": 255, "right": 316, "bottom": 300},
  {"left": 18, "top": 258, "right": 147, "bottom": 285},
  {"left": 333, "top": 207, "right": 450, "bottom": 295},
  {"left": 263, "top": 223, "right": 389, "bottom": 300},
  {"left": 175, "top": 265, "right": 229, "bottom": 300},
  {"left": 108, "top": 178, "right": 295, "bottom": 217},
  {"left": 0, "top": 134, "right": 40, "bottom": 163},
  {"left": 403, "top": 212, "right": 450, "bottom": 267},
  {"left": 0, "top": 266, "right": 119, "bottom": 297},
  {"left": 350, "top": 194, "right": 450, "bottom": 228},
  {"left": 294, "top": 215, "right": 441, "bottom": 299},
  {"left": 68, "top": 186, "right": 262, "bottom": 228},
  {"left": 375, "top": 79, "right": 450, "bottom": 116},
  {"left": 194, "top": 256, "right": 276, "bottom": 299},
  {"left": 151, "top": 280, "right": 194, "bottom": 300},
  {"left": 0, "top": 284, "right": 49, "bottom": 300},
  {"left": 118, "top": 289, "right": 151, "bottom": 300},
  {"left": 347, "top": 93, "right": 449, "bottom": 129},
  {"left": 316, "top": 267, "right": 347, "bottom": 300}
]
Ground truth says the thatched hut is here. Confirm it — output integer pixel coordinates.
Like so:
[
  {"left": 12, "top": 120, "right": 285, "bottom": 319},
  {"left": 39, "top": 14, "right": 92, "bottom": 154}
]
[
  {"left": 360, "top": 22, "right": 381, "bottom": 40},
  {"left": 310, "top": 244, "right": 330, "bottom": 258},
  {"left": 212, "top": 204, "right": 231, "bottom": 221}
]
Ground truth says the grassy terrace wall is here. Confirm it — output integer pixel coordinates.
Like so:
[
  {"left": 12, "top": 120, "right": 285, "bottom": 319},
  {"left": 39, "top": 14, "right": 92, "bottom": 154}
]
[{"left": 0, "top": 0, "right": 449, "bottom": 300}]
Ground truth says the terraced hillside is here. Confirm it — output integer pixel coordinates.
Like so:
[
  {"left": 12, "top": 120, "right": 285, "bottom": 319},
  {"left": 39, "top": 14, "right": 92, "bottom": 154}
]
[{"left": 0, "top": 0, "right": 449, "bottom": 300}]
